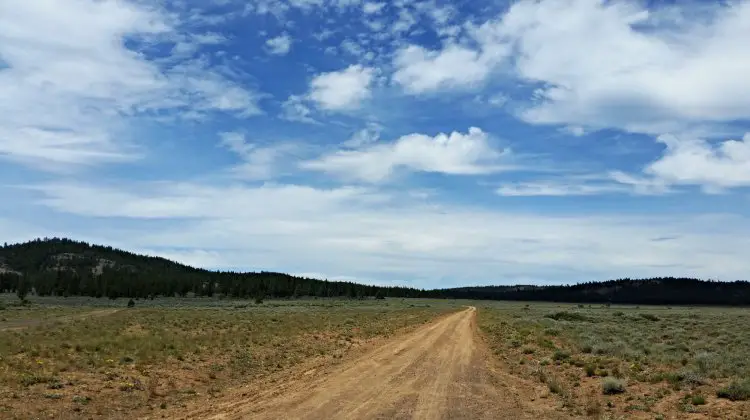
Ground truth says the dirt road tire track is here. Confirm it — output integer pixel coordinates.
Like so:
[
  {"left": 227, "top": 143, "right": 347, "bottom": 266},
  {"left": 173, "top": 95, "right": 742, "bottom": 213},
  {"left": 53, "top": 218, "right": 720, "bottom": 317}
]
[{"left": 182, "top": 307, "right": 567, "bottom": 420}]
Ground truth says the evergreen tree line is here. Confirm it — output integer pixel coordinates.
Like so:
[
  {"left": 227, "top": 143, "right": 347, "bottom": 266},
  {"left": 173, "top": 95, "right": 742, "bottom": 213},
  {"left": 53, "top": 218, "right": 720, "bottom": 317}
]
[
  {"left": 2, "top": 238, "right": 750, "bottom": 305},
  {"left": 434, "top": 277, "right": 750, "bottom": 305},
  {"left": 0, "top": 238, "right": 425, "bottom": 300}
]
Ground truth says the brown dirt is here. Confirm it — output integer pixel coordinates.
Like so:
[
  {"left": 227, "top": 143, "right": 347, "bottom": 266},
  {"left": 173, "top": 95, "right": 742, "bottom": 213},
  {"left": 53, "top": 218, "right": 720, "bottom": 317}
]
[
  {"left": 0, "top": 308, "right": 121, "bottom": 331},
  {"left": 179, "top": 307, "right": 568, "bottom": 420}
]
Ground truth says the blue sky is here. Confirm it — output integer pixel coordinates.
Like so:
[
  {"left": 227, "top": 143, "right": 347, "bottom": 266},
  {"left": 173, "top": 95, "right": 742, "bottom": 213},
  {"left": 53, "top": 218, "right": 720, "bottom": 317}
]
[{"left": 2, "top": 0, "right": 750, "bottom": 288}]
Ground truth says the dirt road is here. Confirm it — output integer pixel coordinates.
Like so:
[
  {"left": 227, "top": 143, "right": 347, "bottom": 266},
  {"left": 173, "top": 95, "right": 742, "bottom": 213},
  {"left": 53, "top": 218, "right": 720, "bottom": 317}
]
[{"left": 185, "top": 307, "right": 565, "bottom": 420}]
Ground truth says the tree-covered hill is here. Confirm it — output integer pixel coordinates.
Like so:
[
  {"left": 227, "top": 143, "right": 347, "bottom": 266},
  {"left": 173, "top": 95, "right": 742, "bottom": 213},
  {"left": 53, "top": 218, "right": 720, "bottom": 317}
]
[
  {"left": 1, "top": 238, "right": 749, "bottom": 305},
  {"left": 0, "top": 238, "right": 424, "bottom": 300}
]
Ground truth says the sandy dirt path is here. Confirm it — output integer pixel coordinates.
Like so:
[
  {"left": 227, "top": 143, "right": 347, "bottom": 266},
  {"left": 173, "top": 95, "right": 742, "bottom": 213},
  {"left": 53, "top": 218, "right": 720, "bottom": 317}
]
[{"left": 184, "top": 307, "right": 567, "bottom": 420}]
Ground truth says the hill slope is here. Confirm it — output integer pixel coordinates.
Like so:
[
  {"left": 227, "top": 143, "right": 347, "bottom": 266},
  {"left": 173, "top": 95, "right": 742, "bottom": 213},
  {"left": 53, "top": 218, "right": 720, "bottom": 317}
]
[
  {"left": 1, "top": 238, "right": 749, "bottom": 305},
  {"left": 0, "top": 238, "right": 422, "bottom": 299}
]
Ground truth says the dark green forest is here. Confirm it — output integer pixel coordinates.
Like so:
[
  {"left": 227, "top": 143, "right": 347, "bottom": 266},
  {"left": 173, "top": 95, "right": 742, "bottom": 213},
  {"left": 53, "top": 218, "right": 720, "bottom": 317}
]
[{"left": 1, "top": 238, "right": 749, "bottom": 305}]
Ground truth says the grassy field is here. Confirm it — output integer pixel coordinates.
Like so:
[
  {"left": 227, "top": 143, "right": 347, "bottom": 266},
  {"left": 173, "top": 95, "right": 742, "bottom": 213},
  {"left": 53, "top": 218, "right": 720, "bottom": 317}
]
[
  {"left": 0, "top": 295, "right": 458, "bottom": 419},
  {"left": 478, "top": 301, "right": 750, "bottom": 419}
]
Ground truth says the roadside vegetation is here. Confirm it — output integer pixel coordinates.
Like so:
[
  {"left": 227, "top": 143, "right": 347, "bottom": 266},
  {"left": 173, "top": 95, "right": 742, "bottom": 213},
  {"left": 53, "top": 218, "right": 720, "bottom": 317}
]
[
  {"left": 0, "top": 296, "right": 456, "bottom": 419},
  {"left": 478, "top": 302, "right": 750, "bottom": 419}
]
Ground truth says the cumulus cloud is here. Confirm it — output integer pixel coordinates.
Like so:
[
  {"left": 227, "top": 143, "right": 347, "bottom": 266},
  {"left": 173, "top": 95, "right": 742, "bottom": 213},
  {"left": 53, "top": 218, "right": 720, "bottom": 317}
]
[
  {"left": 391, "top": 1, "right": 750, "bottom": 133},
  {"left": 393, "top": 44, "right": 495, "bottom": 94},
  {"left": 265, "top": 33, "right": 292, "bottom": 55},
  {"left": 302, "top": 127, "right": 508, "bottom": 182},
  {"left": 309, "top": 65, "right": 375, "bottom": 111},
  {"left": 614, "top": 133, "right": 750, "bottom": 192},
  {"left": 0, "top": 0, "right": 260, "bottom": 169},
  {"left": 502, "top": 0, "right": 750, "bottom": 133},
  {"left": 363, "top": 2, "right": 386, "bottom": 14}
]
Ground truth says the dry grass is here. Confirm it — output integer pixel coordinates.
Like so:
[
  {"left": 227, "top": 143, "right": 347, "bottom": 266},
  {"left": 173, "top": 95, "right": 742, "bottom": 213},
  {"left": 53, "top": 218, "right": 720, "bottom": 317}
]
[
  {"left": 0, "top": 297, "right": 457, "bottom": 419},
  {"left": 478, "top": 301, "right": 750, "bottom": 418}
]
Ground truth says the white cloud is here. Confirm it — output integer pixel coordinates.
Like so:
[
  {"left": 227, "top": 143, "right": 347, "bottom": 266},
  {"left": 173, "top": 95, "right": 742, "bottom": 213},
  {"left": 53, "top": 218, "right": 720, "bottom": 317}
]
[
  {"left": 265, "top": 33, "right": 292, "bottom": 55},
  {"left": 191, "top": 32, "right": 227, "bottom": 45},
  {"left": 501, "top": 0, "right": 750, "bottom": 133},
  {"left": 497, "top": 180, "right": 628, "bottom": 197},
  {"left": 24, "top": 180, "right": 750, "bottom": 285},
  {"left": 303, "top": 127, "right": 507, "bottom": 182},
  {"left": 308, "top": 65, "right": 374, "bottom": 111},
  {"left": 614, "top": 133, "right": 750, "bottom": 192},
  {"left": 390, "top": 1, "right": 750, "bottom": 135},
  {"left": 391, "top": 8, "right": 417, "bottom": 35},
  {"left": 249, "top": 0, "right": 290, "bottom": 17},
  {"left": 280, "top": 94, "right": 318, "bottom": 124},
  {"left": 219, "top": 131, "right": 299, "bottom": 180},
  {"left": 363, "top": 2, "right": 386, "bottom": 14},
  {"left": 343, "top": 122, "right": 382, "bottom": 148},
  {"left": 288, "top": 0, "right": 324, "bottom": 11},
  {"left": 0, "top": 0, "right": 260, "bottom": 169},
  {"left": 392, "top": 43, "right": 507, "bottom": 94},
  {"left": 487, "top": 93, "right": 508, "bottom": 107},
  {"left": 340, "top": 39, "right": 365, "bottom": 57}
]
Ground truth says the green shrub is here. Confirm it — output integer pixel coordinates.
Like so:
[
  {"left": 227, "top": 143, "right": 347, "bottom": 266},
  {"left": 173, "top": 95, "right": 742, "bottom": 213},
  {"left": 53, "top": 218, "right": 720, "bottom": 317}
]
[
  {"left": 639, "top": 313, "right": 659, "bottom": 322},
  {"left": 585, "top": 364, "right": 596, "bottom": 377},
  {"left": 544, "top": 311, "right": 589, "bottom": 322},
  {"left": 717, "top": 380, "right": 750, "bottom": 401},
  {"left": 602, "top": 377, "right": 626, "bottom": 395},
  {"left": 547, "top": 376, "right": 564, "bottom": 394},
  {"left": 553, "top": 349, "right": 570, "bottom": 361},
  {"left": 691, "top": 394, "right": 706, "bottom": 405},
  {"left": 694, "top": 352, "right": 718, "bottom": 376},
  {"left": 72, "top": 395, "right": 91, "bottom": 405},
  {"left": 20, "top": 374, "right": 55, "bottom": 387}
]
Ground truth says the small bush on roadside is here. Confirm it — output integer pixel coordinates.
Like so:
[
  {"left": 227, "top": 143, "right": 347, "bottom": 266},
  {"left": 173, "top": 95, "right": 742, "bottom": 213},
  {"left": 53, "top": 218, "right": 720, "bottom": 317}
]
[
  {"left": 717, "top": 380, "right": 750, "bottom": 401},
  {"left": 691, "top": 394, "right": 706, "bottom": 405},
  {"left": 602, "top": 377, "right": 626, "bottom": 395}
]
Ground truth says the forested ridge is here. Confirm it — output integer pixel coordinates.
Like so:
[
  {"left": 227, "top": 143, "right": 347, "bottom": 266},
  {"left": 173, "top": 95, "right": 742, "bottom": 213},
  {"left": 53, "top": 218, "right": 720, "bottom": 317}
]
[
  {"left": 0, "top": 238, "right": 423, "bottom": 300},
  {"left": 1, "top": 238, "right": 749, "bottom": 305}
]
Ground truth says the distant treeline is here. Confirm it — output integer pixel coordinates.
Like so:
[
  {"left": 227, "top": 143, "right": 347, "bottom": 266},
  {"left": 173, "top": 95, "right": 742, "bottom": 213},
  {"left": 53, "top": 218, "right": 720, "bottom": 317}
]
[
  {"left": 436, "top": 278, "right": 750, "bottom": 305},
  {"left": 1, "top": 238, "right": 749, "bottom": 305}
]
